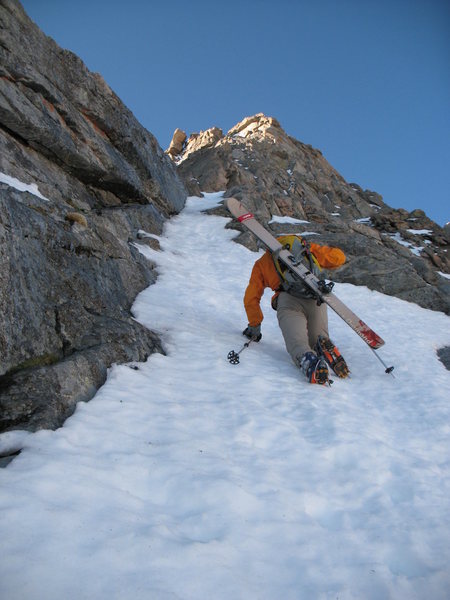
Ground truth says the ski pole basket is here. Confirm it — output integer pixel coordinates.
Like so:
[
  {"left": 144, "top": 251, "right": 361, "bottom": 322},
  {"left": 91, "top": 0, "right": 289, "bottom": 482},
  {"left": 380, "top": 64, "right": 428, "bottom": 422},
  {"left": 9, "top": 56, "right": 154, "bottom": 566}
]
[{"left": 227, "top": 339, "right": 254, "bottom": 365}]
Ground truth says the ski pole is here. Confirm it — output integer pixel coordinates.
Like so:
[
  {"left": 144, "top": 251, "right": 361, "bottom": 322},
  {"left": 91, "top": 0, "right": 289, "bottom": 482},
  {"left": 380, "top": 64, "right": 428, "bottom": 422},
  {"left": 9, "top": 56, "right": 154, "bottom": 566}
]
[
  {"left": 371, "top": 348, "right": 395, "bottom": 378},
  {"left": 227, "top": 338, "right": 255, "bottom": 365}
]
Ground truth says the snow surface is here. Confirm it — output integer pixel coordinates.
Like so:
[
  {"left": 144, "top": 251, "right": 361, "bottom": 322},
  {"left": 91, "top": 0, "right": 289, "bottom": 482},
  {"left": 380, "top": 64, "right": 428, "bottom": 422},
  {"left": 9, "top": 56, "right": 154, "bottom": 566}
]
[
  {"left": 407, "top": 229, "right": 433, "bottom": 236},
  {"left": 269, "top": 215, "right": 310, "bottom": 225},
  {"left": 1, "top": 192, "right": 450, "bottom": 600},
  {"left": 0, "top": 171, "right": 49, "bottom": 201},
  {"left": 268, "top": 215, "right": 318, "bottom": 237},
  {"left": 388, "top": 232, "right": 424, "bottom": 256},
  {"left": 137, "top": 229, "right": 160, "bottom": 241}
]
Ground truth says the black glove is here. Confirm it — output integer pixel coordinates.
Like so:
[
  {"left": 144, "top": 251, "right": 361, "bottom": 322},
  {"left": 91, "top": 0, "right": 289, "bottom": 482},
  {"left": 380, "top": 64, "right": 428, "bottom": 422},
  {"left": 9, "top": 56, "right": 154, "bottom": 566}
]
[{"left": 243, "top": 324, "right": 262, "bottom": 342}]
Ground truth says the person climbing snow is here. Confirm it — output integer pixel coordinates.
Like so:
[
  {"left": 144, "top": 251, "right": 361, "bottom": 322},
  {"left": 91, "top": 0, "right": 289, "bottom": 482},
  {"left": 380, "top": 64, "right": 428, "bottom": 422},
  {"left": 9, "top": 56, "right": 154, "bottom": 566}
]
[{"left": 242, "top": 234, "right": 349, "bottom": 385}]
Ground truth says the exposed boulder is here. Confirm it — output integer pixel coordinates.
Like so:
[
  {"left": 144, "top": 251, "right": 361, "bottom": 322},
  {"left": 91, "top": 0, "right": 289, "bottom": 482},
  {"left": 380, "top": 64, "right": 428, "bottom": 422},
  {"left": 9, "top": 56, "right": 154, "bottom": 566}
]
[
  {"left": 166, "top": 128, "right": 187, "bottom": 158},
  {"left": 177, "top": 114, "right": 449, "bottom": 314},
  {"left": 443, "top": 222, "right": 450, "bottom": 243},
  {"left": 0, "top": 0, "right": 187, "bottom": 432}
]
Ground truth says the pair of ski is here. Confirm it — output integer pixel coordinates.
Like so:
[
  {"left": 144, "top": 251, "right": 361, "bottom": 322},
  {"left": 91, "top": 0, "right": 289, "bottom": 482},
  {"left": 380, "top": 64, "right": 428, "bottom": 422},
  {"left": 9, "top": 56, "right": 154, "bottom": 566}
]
[{"left": 226, "top": 197, "right": 393, "bottom": 376}]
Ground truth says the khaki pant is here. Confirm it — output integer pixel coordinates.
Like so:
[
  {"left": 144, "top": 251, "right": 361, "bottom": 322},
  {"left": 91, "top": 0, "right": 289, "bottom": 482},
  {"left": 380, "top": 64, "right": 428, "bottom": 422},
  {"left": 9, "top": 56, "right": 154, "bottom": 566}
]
[{"left": 276, "top": 292, "right": 329, "bottom": 366}]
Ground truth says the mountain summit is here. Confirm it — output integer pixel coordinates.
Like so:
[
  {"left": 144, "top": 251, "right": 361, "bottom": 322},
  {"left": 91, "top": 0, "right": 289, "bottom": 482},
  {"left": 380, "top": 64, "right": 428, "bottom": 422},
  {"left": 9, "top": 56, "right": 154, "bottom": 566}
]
[{"left": 169, "top": 114, "right": 449, "bottom": 314}]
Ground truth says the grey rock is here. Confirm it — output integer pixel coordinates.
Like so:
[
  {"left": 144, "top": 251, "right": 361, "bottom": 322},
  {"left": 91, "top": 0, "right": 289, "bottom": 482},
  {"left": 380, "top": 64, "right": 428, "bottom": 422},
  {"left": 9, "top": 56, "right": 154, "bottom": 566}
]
[
  {"left": 0, "top": 322, "right": 163, "bottom": 432},
  {"left": 437, "top": 346, "right": 450, "bottom": 371},
  {"left": 0, "top": 184, "right": 166, "bottom": 432},
  {"left": 0, "top": 0, "right": 187, "bottom": 432},
  {"left": 0, "top": 0, "right": 185, "bottom": 214},
  {"left": 443, "top": 223, "right": 450, "bottom": 243}
]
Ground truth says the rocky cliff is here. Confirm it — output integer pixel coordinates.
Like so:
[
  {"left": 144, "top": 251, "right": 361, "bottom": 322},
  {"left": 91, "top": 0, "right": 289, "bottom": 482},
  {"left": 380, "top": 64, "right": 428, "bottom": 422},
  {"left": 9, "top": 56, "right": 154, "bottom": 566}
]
[
  {"left": 173, "top": 114, "right": 450, "bottom": 314},
  {"left": 0, "top": 0, "right": 186, "bottom": 432}
]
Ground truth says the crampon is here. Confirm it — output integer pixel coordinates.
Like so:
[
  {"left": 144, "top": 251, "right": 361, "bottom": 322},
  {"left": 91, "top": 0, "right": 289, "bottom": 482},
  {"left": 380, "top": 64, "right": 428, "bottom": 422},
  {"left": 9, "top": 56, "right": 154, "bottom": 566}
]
[{"left": 316, "top": 335, "right": 349, "bottom": 379}]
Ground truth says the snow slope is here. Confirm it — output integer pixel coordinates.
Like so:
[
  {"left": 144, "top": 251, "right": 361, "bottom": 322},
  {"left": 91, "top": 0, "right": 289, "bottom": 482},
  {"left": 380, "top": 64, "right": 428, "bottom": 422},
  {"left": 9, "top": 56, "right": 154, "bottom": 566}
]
[{"left": 1, "top": 192, "right": 450, "bottom": 600}]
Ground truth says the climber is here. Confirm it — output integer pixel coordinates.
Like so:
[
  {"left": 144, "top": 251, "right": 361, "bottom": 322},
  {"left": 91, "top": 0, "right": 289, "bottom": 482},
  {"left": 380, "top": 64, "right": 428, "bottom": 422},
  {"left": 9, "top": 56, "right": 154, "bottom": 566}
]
[{"left": 242, "top": 235, "right": 349, "bottom": 385}]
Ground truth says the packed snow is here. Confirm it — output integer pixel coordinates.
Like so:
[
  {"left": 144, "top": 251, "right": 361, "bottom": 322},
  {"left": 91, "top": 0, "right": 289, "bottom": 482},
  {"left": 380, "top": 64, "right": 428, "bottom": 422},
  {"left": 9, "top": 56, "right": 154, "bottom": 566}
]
[
  {"left": 269, "top": 215, "right": 310, "bottom": 225},
  {"left": 388, "top": 232, "right": 424, "bottom": 256},
  {"left": 407, "top": 229, "right": 433, "bottom": 236},
  {"left": 1, "top": 192, "right": 450, "bottom": 600},
  {"left": 0, "top": 171, "right": 49, "bottom": 201}
]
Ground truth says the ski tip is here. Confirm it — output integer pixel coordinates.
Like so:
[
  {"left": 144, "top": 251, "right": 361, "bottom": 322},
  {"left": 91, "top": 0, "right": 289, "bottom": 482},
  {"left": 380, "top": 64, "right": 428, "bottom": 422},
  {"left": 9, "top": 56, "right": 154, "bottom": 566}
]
[
  {"left": 358, "top": 321, "right": 385, "bottom": 349},
  {"left": 225, "top": 197, "right": 251, "bottom": 216},
  {"left": 224, "top": 197, "right": 237, "bottom": 212},
  {"left": 371, "top": 340, "right": 385, "bottom": 350}
]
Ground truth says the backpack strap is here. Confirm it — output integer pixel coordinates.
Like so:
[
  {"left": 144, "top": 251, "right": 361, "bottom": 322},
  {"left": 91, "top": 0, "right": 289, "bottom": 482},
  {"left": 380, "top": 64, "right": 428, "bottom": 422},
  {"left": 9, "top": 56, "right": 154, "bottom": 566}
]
[
  {"left": 271, "top": 236, "right": 322, "bottom": 299},
  {"left": 272, "top": 235, "right": 321, "bottom": 281}
]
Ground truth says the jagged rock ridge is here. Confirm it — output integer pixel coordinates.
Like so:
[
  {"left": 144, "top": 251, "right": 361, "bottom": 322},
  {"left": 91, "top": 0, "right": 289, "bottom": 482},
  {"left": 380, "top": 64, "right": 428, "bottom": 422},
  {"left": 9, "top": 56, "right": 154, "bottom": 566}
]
[
  {"left": 0, "top": 0, "right": 187, "bottom": 432},
  {"left": 170, "top": 114, "right": 450, "bottom": 315}
]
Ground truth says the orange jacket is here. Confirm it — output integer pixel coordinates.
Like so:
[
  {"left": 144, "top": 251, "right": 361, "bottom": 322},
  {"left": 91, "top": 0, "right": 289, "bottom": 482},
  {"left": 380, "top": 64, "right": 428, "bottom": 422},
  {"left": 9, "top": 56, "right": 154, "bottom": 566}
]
[{"left": 244, "top": 241, "right": 346, "bottom": 326}]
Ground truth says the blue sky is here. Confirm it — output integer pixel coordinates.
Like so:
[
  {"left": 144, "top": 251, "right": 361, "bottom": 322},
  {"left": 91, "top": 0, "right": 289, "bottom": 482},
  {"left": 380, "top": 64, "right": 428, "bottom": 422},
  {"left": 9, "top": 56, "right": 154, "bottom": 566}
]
[{"left": 22, "top": 0, "right": 449, "bottom": 225}]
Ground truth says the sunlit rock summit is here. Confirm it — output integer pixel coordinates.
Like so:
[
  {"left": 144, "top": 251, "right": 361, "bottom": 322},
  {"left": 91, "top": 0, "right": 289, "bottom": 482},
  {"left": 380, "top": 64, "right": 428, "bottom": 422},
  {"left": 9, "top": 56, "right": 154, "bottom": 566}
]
[{"left": 170, "top": 114, "right": 450, "bottom": 313}]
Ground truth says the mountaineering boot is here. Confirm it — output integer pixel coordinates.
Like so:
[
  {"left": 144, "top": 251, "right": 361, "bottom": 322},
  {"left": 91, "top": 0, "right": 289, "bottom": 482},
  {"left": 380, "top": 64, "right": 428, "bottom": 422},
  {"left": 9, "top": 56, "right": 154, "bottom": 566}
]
[
  {"left": 299, "top": 352, "right": 329, "bottom": 385},
  {"left": 316, "top": 335, "right": 349, "bottom": 379}
]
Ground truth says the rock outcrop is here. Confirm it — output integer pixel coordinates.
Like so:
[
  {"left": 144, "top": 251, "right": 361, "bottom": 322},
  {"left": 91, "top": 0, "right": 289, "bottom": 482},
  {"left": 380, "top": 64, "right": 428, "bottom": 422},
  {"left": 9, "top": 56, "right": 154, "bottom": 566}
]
[
  {"left": 0, "top": 0, "right": 187, "bottom": 432},
  {"left": 166, "top": 128, "right": 187, "bottom": 159},
  {"left": 174, "top": 114, "right": 450, "bottom": 314}
]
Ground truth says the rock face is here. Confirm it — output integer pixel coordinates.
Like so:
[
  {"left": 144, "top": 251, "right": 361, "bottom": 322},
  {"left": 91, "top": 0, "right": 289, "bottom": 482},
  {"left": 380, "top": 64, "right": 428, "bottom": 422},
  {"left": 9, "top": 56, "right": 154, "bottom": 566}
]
[
  {"left": 174, "top": 114, "right": 450, "bottom": 314},
  {"left": 0, "top": 0, "right": 187, "bottom": 432}
]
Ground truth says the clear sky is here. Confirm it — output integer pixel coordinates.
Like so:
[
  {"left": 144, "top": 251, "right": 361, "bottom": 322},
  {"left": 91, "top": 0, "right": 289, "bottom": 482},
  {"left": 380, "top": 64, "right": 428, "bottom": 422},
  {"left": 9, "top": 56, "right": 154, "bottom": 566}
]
[{"left": 21, "top": 0, "right": 449, "bottom": 225}]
